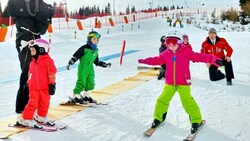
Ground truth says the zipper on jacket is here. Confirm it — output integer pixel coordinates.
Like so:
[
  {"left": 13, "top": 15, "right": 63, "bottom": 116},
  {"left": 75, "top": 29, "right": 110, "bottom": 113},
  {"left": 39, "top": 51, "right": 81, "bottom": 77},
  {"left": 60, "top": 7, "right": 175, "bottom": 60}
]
[
  {"left": 172, "top": 53, "right": 176, "bottom": 85},
  {"left": 35, "top": 63, "right": 40, "bottom": 90}
]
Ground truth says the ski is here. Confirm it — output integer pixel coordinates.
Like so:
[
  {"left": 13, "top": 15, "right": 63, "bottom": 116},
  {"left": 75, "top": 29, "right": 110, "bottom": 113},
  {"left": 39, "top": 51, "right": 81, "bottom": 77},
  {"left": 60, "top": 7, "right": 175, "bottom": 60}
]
[
  {"left": 183, "top": 120, "right": 206, "bottom": 141},
  {"left": 96, "top": 102, "right": 108, "bottom": 105},
  {"left": 137, "top": 66, "right": 161, "bottom": 70},
  {"left": 60, "top": 101, "right": 107, "bottom": 107},
  {"left": 37, "top": 122, "right": 67, "bottom": 130},
  {"left": 0, "top": 134, "right": 12, "bottom": 139},
  {"left": 60, "top": 101, "right": 93, "bottom": 107},
  {"left": 60, "top": 96, "right": 108, "bottom": 107},
  {"left": 8, "top": 123, "right": 58, "bottom": 132},
  {"left": 144, "top": 127, "right": 156, "bottom": 137}
]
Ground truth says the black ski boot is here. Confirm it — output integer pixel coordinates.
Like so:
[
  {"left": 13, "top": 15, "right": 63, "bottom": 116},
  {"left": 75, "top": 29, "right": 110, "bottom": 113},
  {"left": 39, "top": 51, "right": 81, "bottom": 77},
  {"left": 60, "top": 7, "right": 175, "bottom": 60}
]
[
  {"left": 82, "top": 95, "right": 97, "bottom": 103},
  {"left": 191, "top": 123, "right": 201, "bottom": 133},
  {"left": 151, "top": 119, "right": 161, "bottom": 128},
  {"left": 69, "top": 95, "right": 86, "bottom": 104}
]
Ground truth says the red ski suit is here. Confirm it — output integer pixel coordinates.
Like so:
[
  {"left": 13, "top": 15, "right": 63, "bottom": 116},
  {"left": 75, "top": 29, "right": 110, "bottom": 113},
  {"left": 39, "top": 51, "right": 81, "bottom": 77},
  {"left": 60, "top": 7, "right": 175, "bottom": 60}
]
[
  {"left": 22, "top": 54, "right": 57, "bottom": 120},
  {"left": 201, "top": 37, "right": 233, "bottom": 59}
]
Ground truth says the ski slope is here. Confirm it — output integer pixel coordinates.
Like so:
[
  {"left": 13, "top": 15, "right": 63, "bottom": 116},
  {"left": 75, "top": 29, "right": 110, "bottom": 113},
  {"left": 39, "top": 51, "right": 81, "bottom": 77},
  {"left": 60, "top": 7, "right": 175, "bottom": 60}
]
[{"left": 0, "top": 15, "right": 250, "bottom": 141}]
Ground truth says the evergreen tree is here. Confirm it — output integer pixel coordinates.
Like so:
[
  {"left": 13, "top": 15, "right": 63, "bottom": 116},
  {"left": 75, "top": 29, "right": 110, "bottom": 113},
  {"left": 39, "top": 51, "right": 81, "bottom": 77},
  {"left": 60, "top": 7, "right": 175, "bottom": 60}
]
[
  {"left": 126, "top": 5, "right": 130, "bottom": 14},
  {"left": 0, "top": 2, "right": 2, "bottom": 15},
  {"left": 79, "top": 7, "right": 83, "bottom": 15},
  {"left": 239, "top": 0, "right": 248, "bottom": 6},
  {"left": 2, "top": 5, "right": 10, "bottom": 17},
  {"left": 131, "top": 6, "right": 136, "bottom": 13},
  {"left": 106, "top": 3, "right": 111, "bottom": 14},
  {"left": 239, "top": 0, "right": 250, "bottom": 24}
]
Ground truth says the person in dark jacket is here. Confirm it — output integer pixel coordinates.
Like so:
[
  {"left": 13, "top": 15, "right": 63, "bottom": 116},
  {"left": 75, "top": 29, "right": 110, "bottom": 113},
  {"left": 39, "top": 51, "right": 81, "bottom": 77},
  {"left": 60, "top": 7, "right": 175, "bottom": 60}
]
[
  {"left": 66, "top": 31, "right": 111, "bottom": 104},
  {"left": 14, "top": 17, "right": 41, "bottom": 114},
  {"left": 201, "top": 28, "right": 234, "bottom": 85},
  {"left": 157, "top": 35, "right": 167, "bottom": 80}
]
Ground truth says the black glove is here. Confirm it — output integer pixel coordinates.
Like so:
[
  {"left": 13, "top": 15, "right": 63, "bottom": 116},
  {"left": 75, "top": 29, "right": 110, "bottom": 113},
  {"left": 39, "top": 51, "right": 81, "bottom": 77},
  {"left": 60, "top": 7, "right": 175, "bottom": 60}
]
[
  {"left": 49, "top": 83, "right": 56, "bottom": 95},
  {"left": 66, "top": 64, "right": 71, "bottom": 70},
  {"left": 102, "top": 62, "right": 111, "bottom": 68},
  {"left": 66, "top": 57, "right": 77, "bottom": 70}
]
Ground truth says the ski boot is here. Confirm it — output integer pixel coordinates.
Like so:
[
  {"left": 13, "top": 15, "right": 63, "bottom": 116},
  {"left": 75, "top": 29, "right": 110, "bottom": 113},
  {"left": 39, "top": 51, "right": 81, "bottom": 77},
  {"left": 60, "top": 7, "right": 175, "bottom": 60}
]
[
  {"left": 81, "top": 91, "right": 97, "bottom": 103},
  {"left": 17, "top": 116, "right": 43, "bottom": 129},
  {"left": 151, "top": 119, "right": 161, "bottom": 128},
  {"left": 191, "top": 122, "right": 201, "bottom": 133},
  {"left": 81, "top": 95, "right": 97, "bottom": 103},
  {"left": 227, "top": 78, "right": 233, "bottom": 85},
  {"left": 70, "top": 94, "right": 86, "bottom": 104},
  {"left": 227, "top": 81, "right": 233, "bottom": 85},
  {"left": 34, "top": 115, "right": 55, "bottom": 126}
]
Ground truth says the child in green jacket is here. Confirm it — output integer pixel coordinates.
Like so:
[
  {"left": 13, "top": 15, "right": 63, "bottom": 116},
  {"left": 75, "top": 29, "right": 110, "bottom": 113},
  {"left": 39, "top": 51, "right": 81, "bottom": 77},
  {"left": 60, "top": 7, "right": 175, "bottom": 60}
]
[{"left": 66, "top": 31, "right": 111, "bottom": 103}]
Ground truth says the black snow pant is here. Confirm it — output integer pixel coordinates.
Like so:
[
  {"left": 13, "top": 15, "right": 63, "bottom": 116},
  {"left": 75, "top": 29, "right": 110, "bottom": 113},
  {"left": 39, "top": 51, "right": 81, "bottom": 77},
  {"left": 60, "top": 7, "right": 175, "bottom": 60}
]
[
  {"left": 15, "top": 47, "right": 31, "bottom": 113},
  {"left": 14, "top": 17, "right": 40, "bottom": 113},
  {"left": 209, "top": 59, "right": 234, "bottom": 83}
]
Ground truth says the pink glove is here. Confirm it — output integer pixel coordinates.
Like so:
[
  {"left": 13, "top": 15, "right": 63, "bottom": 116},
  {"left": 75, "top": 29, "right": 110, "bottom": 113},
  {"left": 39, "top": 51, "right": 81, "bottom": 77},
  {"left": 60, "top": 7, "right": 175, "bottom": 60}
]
[
  {"left": 138, "top": 59, "right": 146, "bottom": 64},
  {"left": 211, "top": 55, "right": 223, "bottom": 67}
]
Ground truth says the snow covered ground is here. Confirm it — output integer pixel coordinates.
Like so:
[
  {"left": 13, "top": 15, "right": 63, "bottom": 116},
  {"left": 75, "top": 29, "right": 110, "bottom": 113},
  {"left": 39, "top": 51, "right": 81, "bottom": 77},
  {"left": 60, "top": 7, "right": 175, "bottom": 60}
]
[{"left": 0, "top": 12, "right": 250, "bottom": 141}]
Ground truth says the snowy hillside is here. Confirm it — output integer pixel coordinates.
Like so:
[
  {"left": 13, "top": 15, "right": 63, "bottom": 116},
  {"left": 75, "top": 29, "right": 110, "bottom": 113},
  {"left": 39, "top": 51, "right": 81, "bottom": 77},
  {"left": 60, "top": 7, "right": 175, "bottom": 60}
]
[{"left": 0, "top": 12, "right": 250, "bottom": 141}]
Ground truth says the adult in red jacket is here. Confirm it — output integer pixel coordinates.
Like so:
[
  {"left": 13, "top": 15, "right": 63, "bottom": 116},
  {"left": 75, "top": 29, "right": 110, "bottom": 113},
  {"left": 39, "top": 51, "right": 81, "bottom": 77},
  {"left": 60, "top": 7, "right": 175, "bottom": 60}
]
[
  {"left": 201, "top": 28, "right": 234, "bottom": 85},
  {"left": 17, "top": 39, "right": 57, "bottom": 128}
]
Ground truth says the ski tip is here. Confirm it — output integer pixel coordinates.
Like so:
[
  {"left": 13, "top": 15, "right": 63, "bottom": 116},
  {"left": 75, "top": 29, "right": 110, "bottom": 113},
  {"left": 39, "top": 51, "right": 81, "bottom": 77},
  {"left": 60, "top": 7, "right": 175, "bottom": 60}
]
[
  {"left": 143, "top": 128, "right": 156, "bottom": 137},
  {"left": 144, "top": 133, "right": 151, "bottom": 137},
  {"left": 143, "top": 131, "right": 152, "bottom": 137},
  {"left": 201, "top": 119, "right": 206, "bottom": 124},
  {"left": 0, "top": 134, "right": 12, "bottom": 139},
  {"left": 96, "top": 102, "right": 108, "bottom": 105}
]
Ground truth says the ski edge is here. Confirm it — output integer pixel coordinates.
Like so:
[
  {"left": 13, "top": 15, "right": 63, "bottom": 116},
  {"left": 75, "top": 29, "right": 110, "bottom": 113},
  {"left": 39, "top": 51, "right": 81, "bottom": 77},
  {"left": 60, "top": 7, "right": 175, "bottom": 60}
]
[
  {"left": 60, "top": 101, "right": 108, "bottom": 107},
  {"left": 8, "top": 124, "right": 57, "bottom": 132},
  {"left": 37, "top": 122, "right": 68, "bottom": 130}
]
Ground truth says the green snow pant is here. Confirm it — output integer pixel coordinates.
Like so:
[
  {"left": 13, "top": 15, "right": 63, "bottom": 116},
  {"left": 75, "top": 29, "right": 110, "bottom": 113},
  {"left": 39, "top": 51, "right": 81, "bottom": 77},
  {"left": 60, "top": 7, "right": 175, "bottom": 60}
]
[
  {"left": 154, "top": 85, "right": 202, "bottom": 124},
  {"left": 73, "top": 70, "right": 95, "bottom": 94},
  {"left": 73, "top": 49, "right": 97, "bottom": 94}
]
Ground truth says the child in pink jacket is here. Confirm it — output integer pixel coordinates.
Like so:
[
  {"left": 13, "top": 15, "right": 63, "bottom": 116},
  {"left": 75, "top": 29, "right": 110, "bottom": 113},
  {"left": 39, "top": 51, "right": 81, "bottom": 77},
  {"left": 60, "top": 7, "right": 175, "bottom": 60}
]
[{"left": 138, "top": 30, "right": 222, "bottom": 133}]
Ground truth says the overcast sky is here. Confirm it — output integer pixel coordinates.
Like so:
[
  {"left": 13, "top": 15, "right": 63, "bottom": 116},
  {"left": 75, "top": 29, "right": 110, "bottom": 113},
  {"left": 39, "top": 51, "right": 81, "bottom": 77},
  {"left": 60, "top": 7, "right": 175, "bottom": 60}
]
[{"left": 1, "top": 0, "right": 239, "bottom": 13}]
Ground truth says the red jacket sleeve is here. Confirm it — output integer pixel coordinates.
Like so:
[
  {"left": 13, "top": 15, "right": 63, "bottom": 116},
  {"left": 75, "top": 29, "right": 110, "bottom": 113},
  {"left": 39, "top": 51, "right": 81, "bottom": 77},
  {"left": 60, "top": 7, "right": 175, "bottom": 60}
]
[
  {"left": 201, "top": 41, "right": 207, "bottom": 54},
  {"left": 220, "top": 38, "right": 233, "bottom": 57},
  {"left": 47, "top": 59, "right": 57, "bottom": 84}
]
